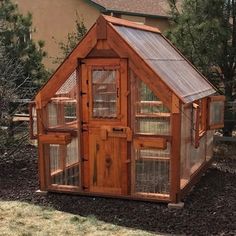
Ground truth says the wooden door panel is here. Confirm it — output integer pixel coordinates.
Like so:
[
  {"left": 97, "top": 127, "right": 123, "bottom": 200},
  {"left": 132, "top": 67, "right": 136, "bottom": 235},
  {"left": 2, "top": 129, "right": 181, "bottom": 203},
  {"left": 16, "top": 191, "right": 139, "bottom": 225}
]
[
  {"left": 89, "top": 128, "right": 127, "bottom": 194},
  {"left": 81, "top": 59, "right": 128, "bottom": 196}
]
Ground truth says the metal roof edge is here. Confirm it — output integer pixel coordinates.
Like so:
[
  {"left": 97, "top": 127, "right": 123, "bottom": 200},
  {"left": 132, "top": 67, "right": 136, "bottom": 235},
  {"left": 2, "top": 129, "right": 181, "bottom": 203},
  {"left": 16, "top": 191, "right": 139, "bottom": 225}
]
[
  {"left": 88, "top": 0, "right": 171, "bottom": 19},
  {"left": 85, "top": 0, "right": 106, "bottom": 11},
  {"left": 105, "top": 10, "right": 170, "bottom": 19}
]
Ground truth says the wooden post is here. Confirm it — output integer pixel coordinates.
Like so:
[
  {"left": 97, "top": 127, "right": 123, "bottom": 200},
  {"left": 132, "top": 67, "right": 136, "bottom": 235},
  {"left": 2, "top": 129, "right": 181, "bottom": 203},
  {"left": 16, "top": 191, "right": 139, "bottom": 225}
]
[
  {"left": 170, "top": 94, "right": 181, "bottom": 203},
  {"left": 37, "top": 108, "right": 47, "bottom": 191}
]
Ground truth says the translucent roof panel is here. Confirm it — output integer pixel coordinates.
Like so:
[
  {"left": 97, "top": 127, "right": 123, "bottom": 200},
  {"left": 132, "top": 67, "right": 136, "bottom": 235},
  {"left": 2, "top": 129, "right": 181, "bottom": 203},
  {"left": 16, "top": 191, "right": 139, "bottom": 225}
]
[{"left": 114, "top": 25, "right": 215, "bottom": 103}]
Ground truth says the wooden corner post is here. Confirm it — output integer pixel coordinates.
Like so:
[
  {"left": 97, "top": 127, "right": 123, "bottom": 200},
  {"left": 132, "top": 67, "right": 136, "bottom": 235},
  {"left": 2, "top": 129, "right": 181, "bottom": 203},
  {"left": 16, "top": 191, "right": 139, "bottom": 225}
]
[
  {"left": 170, "top": 94, "right": 181, "bottom": 203},
  {"left": 36, "top": 108, "right": 47, "bottom": 191}
]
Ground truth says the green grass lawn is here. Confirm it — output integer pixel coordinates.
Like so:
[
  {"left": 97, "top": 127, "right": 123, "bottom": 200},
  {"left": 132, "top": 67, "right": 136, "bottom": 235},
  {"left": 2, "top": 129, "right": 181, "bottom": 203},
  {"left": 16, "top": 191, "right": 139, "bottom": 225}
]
[{"left": 0, "top": 201, "right": 157, "bottom": 236}]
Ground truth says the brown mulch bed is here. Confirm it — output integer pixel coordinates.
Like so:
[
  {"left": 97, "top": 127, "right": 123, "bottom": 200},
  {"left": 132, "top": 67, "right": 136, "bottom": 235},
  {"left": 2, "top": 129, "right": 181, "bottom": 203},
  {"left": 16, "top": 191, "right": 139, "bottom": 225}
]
[{"left": 0, "top": 145, "right": 236, "bottom": 236}]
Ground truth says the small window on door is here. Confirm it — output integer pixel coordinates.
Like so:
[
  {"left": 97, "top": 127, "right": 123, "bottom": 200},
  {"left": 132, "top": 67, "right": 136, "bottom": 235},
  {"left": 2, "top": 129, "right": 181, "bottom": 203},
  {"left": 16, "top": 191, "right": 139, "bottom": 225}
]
[{"left": 91, "top": 68, "right": 119, "bottom": 119}]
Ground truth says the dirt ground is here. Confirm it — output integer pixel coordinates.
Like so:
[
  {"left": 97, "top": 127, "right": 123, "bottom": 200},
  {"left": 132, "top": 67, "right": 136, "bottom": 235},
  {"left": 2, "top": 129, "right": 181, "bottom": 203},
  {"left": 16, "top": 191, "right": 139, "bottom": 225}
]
[{"left": 0, "top": 145, "right": 236, "bottom": 236}]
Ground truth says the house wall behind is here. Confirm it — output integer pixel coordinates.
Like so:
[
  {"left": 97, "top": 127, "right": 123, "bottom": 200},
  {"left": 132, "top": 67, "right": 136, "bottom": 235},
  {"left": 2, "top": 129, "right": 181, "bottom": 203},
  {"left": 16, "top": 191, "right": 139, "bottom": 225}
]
[
  {"left": 14, "top": 0, "right": 100, "bottom": 71},
  {"left": 145, "top": 17, "right": 170, "bottom": 32},
  {"left": 13, "top": 0, "right": 170, "bottom": 71}
]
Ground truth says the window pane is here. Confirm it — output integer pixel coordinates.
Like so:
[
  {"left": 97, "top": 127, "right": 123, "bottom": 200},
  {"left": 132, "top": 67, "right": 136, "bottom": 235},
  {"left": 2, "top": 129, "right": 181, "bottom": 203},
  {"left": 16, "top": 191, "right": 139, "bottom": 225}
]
[
  {"left": 134, "top": 80, "right": 170, "bottom": 135},
  {"left": 46, "top": 70, "right": 78, "bottom": 130},
  {"left": 92, "top": 69, "right": 118, "bottom": 118},
  {"left": 45, "top": 138, "right": 80, "bottom": 186},
  {"left": 210, "top": 101, "right": 224, "bottom": 125}
]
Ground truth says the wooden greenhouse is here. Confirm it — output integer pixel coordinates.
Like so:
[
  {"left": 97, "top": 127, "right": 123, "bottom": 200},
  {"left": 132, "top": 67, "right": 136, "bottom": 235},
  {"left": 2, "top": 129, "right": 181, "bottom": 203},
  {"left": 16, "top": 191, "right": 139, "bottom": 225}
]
[{"left": 30, "top": 15, "right": 225, "bottom": 204}]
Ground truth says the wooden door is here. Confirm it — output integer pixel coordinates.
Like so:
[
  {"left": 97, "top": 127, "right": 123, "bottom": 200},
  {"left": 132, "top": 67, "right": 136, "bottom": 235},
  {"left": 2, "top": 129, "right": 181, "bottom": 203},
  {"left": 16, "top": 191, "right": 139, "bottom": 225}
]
[{"left": 81, "top": 59, "right": 129, "bottom": 195}]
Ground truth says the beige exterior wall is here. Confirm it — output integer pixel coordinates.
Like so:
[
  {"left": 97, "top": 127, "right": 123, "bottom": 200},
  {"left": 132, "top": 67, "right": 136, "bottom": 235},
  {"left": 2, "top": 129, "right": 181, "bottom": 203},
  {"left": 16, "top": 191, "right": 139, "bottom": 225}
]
[
  {"left": 121, "top": 14, "right": 170, "bottom": 32},
  {"left": 121, "top": 14, "right": 145, "bottom": 24},
  {"left": 13, "top": 0, "right": 170, "bottom": 71},
  {"left": 14, "top": 0, "right": 100, "bottom": 71},
  {"left": 145, "top": 17, "right": 170, "bottom": 33}
]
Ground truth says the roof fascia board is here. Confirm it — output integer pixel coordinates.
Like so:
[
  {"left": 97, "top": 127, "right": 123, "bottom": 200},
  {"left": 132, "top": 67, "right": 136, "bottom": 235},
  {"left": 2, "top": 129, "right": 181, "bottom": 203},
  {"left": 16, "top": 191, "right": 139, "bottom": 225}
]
[
  {"left": 88, "top": 0, "right": 170, "bottom": 19},
  {"left": 85, "top": 0, "right": 106, "bottom": 11},
  {"left": 34, "top": 24, "right": 97, "bottom": 107},
  {"left": 103, "top": 15, "right": 161, "bottom": 34},
  {"left": 106, "top": 10, "right": 170, "bottom": 19}
]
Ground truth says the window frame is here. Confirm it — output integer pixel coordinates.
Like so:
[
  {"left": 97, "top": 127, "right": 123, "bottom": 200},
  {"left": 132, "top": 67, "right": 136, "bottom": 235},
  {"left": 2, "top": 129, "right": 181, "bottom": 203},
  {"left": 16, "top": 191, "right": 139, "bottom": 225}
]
[
  {"left": 89, "top": 65, "right": 121, "bottom": 121},
  {"left": 192, "top": 98, "right": 207, "bottom": 148},
  {"left": 29, "top": 102, "right": 38, "bottom": 139},
  {"left": 208, "top": 95, "right": 225, "bottom": 130}
]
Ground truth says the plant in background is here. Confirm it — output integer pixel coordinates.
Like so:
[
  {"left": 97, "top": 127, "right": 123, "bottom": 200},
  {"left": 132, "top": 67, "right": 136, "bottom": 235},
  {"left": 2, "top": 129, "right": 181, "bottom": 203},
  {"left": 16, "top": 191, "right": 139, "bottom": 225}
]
[
  {"left": 0, "top": 0, "right": 49, "bottom": 96},
  {"left": 0, "top": 0, "right": 49, "bottom": 156},
  {"left": 166, "top": 0, "right": 236, "bottom": 136},
  {"left": 0, "top": 42, "right": 30, "bottom": 156},
  {"left": 54, "top": 13, "right": 87, "bottom": 64}
]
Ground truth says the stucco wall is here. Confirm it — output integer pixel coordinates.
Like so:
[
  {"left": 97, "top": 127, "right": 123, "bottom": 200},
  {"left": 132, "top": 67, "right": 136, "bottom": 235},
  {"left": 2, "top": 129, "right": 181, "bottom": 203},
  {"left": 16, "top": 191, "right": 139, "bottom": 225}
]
[
  {"left": 14, "top": 0, "right": 100, "bottom": 70},
  {"left": 145, "top": 17, "right": 170, "bottom": 33},
  {"left": 13, "top": 0, "right": 170, "bottom": 71}
]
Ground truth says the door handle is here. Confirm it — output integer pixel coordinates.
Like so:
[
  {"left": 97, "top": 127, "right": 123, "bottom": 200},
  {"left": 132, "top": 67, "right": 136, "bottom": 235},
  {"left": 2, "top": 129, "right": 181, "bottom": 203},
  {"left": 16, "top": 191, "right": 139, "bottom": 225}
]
[{"left": 112, "top": 127, "right": 124, "bottom": 132}]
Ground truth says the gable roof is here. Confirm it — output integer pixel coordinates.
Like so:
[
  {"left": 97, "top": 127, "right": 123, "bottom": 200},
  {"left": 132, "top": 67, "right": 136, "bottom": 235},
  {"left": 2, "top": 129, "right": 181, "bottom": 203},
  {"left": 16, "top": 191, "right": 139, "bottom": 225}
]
[
  {"left": 35, "top": 15, "right": 215, "bottom": 108},
  {"left": 114, "top": 25, "right": 215, "bottom": 103},
  {"left": 89, "top": 0, "right": 171, "bottom": 18}
]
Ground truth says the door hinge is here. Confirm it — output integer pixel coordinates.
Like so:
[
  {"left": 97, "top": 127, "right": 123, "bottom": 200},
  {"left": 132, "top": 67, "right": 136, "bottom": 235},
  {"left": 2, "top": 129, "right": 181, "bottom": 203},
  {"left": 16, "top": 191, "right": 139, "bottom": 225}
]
[
  {"left": 78, "top": 59, "right": 85, "bottom": 65},
  {"left": 80, "top": 91, "right": 87, "bottom": 96},
  {"left": 86, "top": 80, "right": 88, "bottom": 85},
  {"left": 82, "top": 157, "right": 88, "bottom": 162},
  {"left": 81, "top": 121, "right": 88, "bottom": 126},
  {"left": 86, "top": 102, "right": 89, "bottom": 107},
  {"left": 81, "top": 128, "right": 88, "bottom": 132}
]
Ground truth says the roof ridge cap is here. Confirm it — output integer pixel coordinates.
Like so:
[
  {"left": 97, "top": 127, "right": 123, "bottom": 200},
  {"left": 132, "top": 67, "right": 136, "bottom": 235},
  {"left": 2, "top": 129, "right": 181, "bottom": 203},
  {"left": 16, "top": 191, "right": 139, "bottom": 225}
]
[{"left": 101, "top": 14, "right": 161, "bottom": 34}]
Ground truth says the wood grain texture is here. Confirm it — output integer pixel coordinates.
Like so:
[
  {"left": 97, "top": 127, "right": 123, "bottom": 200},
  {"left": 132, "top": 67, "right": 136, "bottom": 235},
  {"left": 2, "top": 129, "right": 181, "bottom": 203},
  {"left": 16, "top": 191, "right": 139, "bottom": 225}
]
[
  {"left": 107, "top": 24, "right": 172, "bottom": 110},
  {"left": 170, "top": 94, "right": 181, "bottom": 203},
  {"left": 35, "top": 25, "right": 97, "bottom": 108}
]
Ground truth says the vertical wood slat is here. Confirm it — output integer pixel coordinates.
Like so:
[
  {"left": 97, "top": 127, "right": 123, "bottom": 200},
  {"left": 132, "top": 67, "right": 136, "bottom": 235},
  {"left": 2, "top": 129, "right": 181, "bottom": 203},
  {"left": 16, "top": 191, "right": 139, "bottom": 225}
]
[
  {"left": 120, "top": 58, "right": 128, "bottom": 195},
  {"left": 76, "top": 67, "right": 82, "bottom": 190},
  {"left": 130, "top": 70, "right": 136, "bottom": 195},
  {"left": 37, "top": 108, "right": 47, "bottom": 190},
  {"left": 170, "top": 94, "right": 181, "bottom": 203},
  {"left": 81, "top": 64, "right": 89, "bottom": 190}
]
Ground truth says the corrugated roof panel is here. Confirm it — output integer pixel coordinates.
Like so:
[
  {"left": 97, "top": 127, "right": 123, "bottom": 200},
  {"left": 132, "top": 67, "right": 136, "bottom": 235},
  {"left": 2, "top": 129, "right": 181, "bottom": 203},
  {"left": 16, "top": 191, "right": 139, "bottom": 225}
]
[
  {"left": 149, "top": 60, "right": 215, "bottom": 103},
  {"left": 114, "top": 25, "right": 215, "bottom": 103}
]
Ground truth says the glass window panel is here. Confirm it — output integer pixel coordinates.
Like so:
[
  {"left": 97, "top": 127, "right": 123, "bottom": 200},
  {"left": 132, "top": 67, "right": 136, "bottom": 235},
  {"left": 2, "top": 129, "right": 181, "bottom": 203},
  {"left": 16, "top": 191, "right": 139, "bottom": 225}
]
[
  {"left": 92, "top": 69, "right": 118, "bottom": 118},
  {"left": 134, "top": 80, "right": 170, "bottom": 135},
  {"left": 46, "top": 70, "right": 78, "bottom": 130},
  {"left": 210, "top": 101, "right": 224, "bottom": 125},
  {"left": 44, "top": 137, "right": 80, "bottom": 186}
]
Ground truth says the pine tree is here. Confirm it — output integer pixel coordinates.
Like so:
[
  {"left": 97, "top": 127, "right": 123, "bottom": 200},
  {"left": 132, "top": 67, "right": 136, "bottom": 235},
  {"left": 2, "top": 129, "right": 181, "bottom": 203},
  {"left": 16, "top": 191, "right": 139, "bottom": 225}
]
[
  {"left": 0, "top": 0, "right": 49, "bottom": 97},
  {"left": 166, "top": 0, "right": 236, "bottom": 136},
  {"left": 54, "top": 14, "right": 87, "bottom": 63}
]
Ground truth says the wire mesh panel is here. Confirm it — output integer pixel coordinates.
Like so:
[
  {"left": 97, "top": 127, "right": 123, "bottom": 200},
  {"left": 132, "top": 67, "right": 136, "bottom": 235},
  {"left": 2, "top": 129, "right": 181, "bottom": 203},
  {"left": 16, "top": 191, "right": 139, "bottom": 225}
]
[
  {"left": 91, "top": 69, "right": 118, "bottom": 119},
  {"left": 133, "top": 78, "right": 171, "bottom": 135},
  {"left": 45, "top": 138, "right": 80, "bottom": 186},
  {"left": 134, "top": 146, "right": 170, "bottom": 194},
  {"left": 41, "top": 70, "right": 81, "bottom": 189},
  {"left": 180, "top": 104, "right": 207, "bottom": 189},
  {"left": 130, "top": 69, "right": 171, "bottom": 197},
  {"left": 46, "top": 70, "right": 78, "bottom": 130}
]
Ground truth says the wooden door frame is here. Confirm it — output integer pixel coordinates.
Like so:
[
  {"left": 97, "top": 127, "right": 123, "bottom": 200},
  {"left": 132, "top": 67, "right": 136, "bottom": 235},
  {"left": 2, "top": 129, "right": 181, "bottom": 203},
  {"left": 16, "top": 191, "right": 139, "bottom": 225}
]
[{"left": 80, "top": 58, "right": 128, "bottom": 194}]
